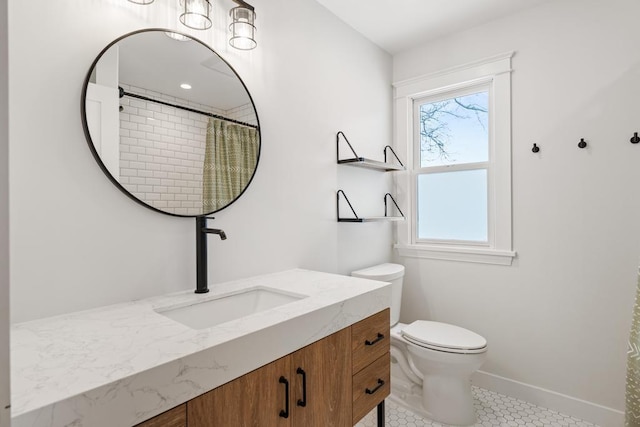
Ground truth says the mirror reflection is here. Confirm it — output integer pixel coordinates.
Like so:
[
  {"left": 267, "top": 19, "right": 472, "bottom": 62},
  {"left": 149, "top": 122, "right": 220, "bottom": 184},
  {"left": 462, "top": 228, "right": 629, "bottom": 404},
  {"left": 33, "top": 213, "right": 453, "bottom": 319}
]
[{"left": 83, "top": 30, "right": 260, "bottom": 216}]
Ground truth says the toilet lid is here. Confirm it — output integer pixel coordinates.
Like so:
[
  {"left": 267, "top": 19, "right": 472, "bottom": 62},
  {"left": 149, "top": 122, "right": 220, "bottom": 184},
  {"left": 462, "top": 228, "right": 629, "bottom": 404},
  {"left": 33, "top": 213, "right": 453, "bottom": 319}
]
[
  {"left": 401, "top": 321, "right": 487, "bottom": 352},
  {"left": 352, "top": 263, "right": 405, "bottom": 281}
]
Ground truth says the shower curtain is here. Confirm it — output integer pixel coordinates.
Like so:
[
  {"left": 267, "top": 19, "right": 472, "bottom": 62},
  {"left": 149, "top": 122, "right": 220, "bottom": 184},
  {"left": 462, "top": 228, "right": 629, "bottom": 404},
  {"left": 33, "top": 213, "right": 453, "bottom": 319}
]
[
  {"left": 626, "top": 268, "right": 640, "bottom": 426},
  {"left": 202, "top": 118, "right": 258, "bottom": 212}
]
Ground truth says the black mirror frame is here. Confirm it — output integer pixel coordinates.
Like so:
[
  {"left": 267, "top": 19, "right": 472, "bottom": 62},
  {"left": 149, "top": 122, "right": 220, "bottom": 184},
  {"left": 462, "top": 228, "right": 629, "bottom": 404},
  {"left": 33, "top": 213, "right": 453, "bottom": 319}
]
[{"left": 80, "top": 28, "right": 261, "bottom": 218}]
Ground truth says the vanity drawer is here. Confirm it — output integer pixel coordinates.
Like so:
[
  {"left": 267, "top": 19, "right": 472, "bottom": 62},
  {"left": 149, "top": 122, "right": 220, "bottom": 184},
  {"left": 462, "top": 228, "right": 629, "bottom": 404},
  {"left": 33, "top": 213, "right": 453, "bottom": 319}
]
[
  {"left": 352, "top": 352, "right": 391, "bottom": 425},
  {"left": 134, "top": 404, "right": 186, "bottom": 427},
  {"left": 351, "top": 308, "right": 390, "bottom": 373}
]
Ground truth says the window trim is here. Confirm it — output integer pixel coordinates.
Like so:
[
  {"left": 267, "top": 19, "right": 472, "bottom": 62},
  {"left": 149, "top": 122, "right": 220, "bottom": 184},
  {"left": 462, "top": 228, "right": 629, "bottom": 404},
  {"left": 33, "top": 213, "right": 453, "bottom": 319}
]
[{"left": 392, "top": 52, "right": 516, "bottom": 266}]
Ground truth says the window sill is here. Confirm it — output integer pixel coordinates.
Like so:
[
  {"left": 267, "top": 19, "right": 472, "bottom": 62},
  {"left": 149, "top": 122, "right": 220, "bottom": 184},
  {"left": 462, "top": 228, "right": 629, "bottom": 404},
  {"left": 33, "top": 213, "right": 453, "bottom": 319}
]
[{"left": 394, "top": 244, "right": 516, "bottom": 266}]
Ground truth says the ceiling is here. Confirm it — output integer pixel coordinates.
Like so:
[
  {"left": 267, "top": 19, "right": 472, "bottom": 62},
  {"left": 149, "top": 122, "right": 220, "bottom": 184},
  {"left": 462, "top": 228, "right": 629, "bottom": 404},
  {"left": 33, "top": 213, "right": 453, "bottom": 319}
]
[
  {"left": 117, "top": 31, "right": 250, "bottom": 110},
  {"left": 314, "top": 0, "right": 552, "bottom": 54}
]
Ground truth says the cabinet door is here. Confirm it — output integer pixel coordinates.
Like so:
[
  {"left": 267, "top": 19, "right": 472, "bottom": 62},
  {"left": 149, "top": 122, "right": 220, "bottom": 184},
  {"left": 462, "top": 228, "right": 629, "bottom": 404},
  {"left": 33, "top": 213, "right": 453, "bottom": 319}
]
[
  {"left": 290, "top": 328, "right": 352, "bottom": 427},
  {"left": 134, "top": 404, "right": 186, "bottom": 427},
  {"left": 187, "top": 356, "right": 292, "bottom": 427}
]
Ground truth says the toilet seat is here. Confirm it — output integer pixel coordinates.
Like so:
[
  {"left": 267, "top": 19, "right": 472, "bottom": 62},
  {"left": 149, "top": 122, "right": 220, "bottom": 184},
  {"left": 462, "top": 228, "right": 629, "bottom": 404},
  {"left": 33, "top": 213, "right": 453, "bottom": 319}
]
[{"left": 401, "top": 321, "right": 487, "bottom": 354}]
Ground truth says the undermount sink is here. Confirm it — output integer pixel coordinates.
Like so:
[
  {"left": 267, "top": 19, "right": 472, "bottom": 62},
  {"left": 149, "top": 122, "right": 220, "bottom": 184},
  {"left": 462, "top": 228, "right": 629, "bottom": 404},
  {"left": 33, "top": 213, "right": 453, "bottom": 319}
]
[{"left": 156, "top": 287, "right": 307, "bottom": 330}]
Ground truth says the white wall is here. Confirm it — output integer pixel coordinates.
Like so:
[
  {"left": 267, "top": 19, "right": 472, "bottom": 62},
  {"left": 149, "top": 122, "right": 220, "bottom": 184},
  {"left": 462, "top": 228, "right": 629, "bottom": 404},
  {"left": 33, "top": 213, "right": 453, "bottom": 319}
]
[
  {"left": 9, "top": 0, "right": 392, "bottom": 322},
  {"left": 0, "top": 0, "right": 10, "bottom": 424},
  {"left": 393, "top": 0, "right": 640, "bottom": 420}
]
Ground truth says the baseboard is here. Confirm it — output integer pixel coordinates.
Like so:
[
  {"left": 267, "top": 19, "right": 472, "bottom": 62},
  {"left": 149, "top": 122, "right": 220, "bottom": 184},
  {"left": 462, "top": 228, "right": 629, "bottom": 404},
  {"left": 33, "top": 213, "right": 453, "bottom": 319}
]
[{"left": 472, "top": 371, "right": 624, "bottom": 427}]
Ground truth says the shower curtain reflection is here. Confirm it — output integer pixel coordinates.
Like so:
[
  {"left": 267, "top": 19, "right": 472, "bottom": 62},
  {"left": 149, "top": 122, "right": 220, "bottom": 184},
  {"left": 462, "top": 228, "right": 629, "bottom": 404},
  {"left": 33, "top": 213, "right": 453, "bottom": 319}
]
[{"left": 202, "top": 118, "right": 259, "bottom": 212}]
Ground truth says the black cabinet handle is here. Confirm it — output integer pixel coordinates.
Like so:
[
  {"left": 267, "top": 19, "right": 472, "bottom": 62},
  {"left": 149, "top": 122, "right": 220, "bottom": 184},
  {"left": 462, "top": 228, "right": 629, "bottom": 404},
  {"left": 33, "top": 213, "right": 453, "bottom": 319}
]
[
  {"left": 365, "top": 333, "right": 385, "bottom": 346},
  {"left": 296, "top": 367, "right": 307, "bottom": 407},
  {"left": 279, "top": 376, "right": 290, "bottom": 418},
  {"left": 365, "top": 379, "right": 385, "bottom": 395}
]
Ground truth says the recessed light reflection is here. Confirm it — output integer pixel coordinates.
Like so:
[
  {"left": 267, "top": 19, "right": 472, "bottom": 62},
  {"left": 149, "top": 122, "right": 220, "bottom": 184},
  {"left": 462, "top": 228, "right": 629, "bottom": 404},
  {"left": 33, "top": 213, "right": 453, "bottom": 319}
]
[{"left": 164, "top": 32, "right": 191, "bottom": 42}]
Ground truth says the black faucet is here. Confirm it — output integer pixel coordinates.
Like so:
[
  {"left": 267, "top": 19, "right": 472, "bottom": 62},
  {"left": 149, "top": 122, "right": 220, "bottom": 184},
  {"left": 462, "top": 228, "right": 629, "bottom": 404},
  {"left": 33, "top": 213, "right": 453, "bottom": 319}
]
[{"left": 195, "top": 216, "right": 227, "bottom": 294}]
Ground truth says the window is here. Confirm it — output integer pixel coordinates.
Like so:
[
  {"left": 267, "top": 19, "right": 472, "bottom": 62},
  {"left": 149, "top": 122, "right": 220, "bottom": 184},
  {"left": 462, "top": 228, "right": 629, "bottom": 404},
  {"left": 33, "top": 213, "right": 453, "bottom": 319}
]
[
  {"left": 415, "top": 87, "right": 489, "bottom": 243},
  {"left": 393, "top": 52, "right": 515, "bottom": 265}
]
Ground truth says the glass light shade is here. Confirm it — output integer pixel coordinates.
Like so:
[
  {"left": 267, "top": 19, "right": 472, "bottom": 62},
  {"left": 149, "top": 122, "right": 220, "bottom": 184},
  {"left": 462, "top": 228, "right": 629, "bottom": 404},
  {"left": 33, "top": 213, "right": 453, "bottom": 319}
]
[
  {"left": 229, "top": 7, "right": 257, "bottom": 50},
  {"left": 179, "top": 0, "right": 212, "bottom": 30},
  {"left": 128, "top": 0, "right": 154, "bottom": 3}
]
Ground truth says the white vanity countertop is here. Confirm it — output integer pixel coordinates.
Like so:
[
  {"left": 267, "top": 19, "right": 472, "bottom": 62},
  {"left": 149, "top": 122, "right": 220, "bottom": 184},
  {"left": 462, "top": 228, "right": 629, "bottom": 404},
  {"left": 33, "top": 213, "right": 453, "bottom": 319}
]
[{"left": 10, "top": 269, "right": 391, "bottom": 427}]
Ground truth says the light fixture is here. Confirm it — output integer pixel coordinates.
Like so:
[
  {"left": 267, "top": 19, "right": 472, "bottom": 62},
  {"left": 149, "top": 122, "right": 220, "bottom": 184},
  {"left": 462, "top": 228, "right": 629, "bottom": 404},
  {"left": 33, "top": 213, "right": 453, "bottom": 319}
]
[
  {"left": 179, "top": 0, "right": 212, "bottom": 30},
  {"left": 229, "top": 0, "right": 256, "bottom": 50},
  {"left": 127, "top": 0, "right": 258, "bottom": 50},
  {"left": 180, "top": 83, "right": 192, "bottom": 90}
]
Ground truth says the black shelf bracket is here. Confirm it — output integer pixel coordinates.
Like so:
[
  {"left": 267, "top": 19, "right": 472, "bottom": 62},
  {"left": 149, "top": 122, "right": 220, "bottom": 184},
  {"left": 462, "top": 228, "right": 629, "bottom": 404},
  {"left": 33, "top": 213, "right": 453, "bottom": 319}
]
[
  {"left": 383, "top": 146, "right": 404, "bottom": 168},
  {"left": 337, "top": 190, "right": 362, "bottom": 222},
  {"left": 337, "top": 131, "right": 361, "bottom": 161},
  {"left": 384, "top": 193, "right": 405, "bottom": 218}
]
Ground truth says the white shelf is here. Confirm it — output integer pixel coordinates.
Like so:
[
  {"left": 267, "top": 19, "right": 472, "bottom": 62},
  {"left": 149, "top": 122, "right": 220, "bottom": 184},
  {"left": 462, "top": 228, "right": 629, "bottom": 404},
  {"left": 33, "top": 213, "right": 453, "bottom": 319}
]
[
  {"left": 338, "top": 216, "right": 405, "bottom": 223},
  {"left": 337, "top": 158, "right": 405, "bottom": 172}
]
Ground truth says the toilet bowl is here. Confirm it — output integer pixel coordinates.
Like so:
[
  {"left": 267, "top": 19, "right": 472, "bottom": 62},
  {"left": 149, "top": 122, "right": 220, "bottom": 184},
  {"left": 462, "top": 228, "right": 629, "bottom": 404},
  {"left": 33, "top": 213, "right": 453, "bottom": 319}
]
[{"left": 352, "top": 263, "right": 487, "bottom": 426}]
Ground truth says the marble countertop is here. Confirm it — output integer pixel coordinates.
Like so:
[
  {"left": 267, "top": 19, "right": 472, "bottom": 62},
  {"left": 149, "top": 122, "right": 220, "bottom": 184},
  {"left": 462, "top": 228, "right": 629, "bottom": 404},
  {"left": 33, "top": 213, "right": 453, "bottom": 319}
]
[{"left": 10, "top": 269, "right": 391, "bottom": 427}]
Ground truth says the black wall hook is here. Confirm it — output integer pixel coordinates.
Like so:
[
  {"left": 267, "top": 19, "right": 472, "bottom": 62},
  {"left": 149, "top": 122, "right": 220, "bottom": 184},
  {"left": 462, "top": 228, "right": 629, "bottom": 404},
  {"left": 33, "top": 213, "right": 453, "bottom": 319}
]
[
  {"left": 532, "top": 143, "right": 540, "bottom": 153},
  {"left": 578, "top": 138, "right": 587, "bottom": 149},
  {"left": 631, "top": 132, "right": 640, "bottom": 144}
]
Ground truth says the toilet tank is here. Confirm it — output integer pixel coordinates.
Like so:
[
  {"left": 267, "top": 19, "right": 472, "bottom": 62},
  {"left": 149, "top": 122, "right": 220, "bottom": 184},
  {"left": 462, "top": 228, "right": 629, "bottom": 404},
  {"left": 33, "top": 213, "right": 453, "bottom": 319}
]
[{"left": 351, "top": 263, "right": 404, "bottom": 326}]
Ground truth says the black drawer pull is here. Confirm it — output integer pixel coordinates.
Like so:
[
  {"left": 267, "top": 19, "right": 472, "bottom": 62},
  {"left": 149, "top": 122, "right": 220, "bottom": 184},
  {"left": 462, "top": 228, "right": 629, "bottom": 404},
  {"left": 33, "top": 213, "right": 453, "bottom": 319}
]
[
  {"left": 296, "top": 367, "right": 307, "bottom": 407},
  {"left": 365, "top": 333, "right": 385, "bottom": 346},
  {"left": 279, "top": 376, "right": 290, "bottom": 418},
  {"left": 366, "top": 379, "right": 385, "bottom": 395}
]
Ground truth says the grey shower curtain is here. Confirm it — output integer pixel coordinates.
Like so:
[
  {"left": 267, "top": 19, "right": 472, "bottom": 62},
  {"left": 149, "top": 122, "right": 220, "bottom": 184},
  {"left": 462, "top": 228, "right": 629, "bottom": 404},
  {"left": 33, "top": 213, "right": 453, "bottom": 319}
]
[
  {"left": 626, "top": 269, "right": 640, "bottom": 426},
  {"left": 202, "top": 118, "right": 258, "bottom": 212}
]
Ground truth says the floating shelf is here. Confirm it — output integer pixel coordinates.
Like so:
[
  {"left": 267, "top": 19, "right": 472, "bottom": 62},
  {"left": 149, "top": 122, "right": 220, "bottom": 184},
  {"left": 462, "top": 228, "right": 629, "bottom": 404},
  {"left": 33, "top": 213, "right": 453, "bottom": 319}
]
[
  {"left": 338, "top": 216, "right": 405, "bottom": 223},
  {"left": 336, "top": 131, "right": 405, "bottom": 171},
  {"left": 337, "top": 158, "right": 405, "bottom": 172},
  {"left": 337, "top": 190, "right": 405, "bottom": 223}
]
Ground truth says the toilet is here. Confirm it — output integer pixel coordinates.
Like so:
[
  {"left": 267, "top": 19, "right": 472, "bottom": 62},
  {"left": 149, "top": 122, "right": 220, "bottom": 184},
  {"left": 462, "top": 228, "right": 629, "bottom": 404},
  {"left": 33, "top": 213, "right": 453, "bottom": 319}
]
[{"left": 352, "top": 263, "right": 487, "bottom": 426}]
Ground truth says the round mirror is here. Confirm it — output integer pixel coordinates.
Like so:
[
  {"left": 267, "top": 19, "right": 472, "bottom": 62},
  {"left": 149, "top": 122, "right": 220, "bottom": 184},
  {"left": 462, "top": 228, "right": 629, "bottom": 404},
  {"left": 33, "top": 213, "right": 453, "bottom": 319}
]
[{"left": 81, "top": 29, "right": 260, "bottom": 217}]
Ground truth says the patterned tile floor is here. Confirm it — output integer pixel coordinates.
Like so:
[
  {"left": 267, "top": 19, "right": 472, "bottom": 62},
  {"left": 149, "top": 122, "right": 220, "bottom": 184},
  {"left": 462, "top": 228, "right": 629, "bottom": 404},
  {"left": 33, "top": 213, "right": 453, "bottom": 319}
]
[{"left": 356, "top": 386, "right": 599, "bottom": 427}]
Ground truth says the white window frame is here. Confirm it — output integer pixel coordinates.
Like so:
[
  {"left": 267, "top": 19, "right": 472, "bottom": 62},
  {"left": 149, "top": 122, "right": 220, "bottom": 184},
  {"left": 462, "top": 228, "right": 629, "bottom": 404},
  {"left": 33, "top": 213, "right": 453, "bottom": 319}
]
[{"left": 393, "top": 52, "right": 516, "bottom": 265}]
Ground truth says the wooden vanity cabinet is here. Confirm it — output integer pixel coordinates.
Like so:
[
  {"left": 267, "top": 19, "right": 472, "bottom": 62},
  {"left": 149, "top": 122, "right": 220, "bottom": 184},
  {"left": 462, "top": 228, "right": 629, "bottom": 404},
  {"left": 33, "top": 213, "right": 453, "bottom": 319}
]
[
  {"left": 188, "top": 328, "right": 352, "bottom": 427},
  {"left": 139, "top": 309, "right": 390, "bottom": 427}
]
